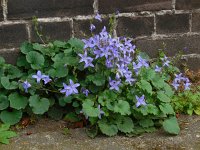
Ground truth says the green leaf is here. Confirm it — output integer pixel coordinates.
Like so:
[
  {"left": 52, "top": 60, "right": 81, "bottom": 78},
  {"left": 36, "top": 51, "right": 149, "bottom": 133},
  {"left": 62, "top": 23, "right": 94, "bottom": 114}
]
[
  {"left": 53, "top": 40, "right": 67, "bottom": 48},
  {"left": 29, "top": 95, "right": 50, "bottom": 114},
  {"left": 48, "top": 107, "right": 63, "bottom": 120},
  {"left": 194, "top": 106, "right": 200, "bottom": 115},
  {"left": 48, "top": 63, "right": 68, "bottom": 78},
  {"left": 68, "top": 38, "right": 84, "bottom": 53},
  {"left": 1, "top": 77, "right": 18, "bottom": 90},
  {"left": 64, "top": 112, "right": 80, "bottom": 122},
  {"left": 7, "top": 66, "right": 22, "bottom": 79},
  {"left": 152, "top": 76, "right": 165, "bottom": 89},
  {"left": 98, "top": 119, "right": 118, "bottom": 136},
  {"left": 0, "top": 124, "right": 17, "bottom": 144},
  {"left": 86, "top": 126, "right": 98, "bottom": 138},
  {"left": 82, "top": 99, "right": 99, "bottom": 117},
  {"left": 139, "top": 119, "right": 154, "bottom": 128},
  {"left": 163, "top": 84, "right": 174, "bottom": 97},
  {"left": 0, "top": 95, "right": 9, "bottom": 110},
  {"left": 0, "top": 110, "right": 22, "bottom": 125},
  {"left": 140, "top": 68, "right": 156, "bottom": 81},
  {"left": 98, "top": 90, "right": 117, "bottom": 106},
  {"left": 32, "top": 43, "right": 43, "bottom": 51},
  {"left": 159, "top": 103, "right": 175, "bottom": 115},
  {"left": 8, "top": 93, "right": 28, "bottom": 110},
  {"left": 163, "top": 117, "right": 180, "bottom": 135},
  {"left": 20, "top": 42, "right": 33, "bottom": 54},
  {"left": 138, "top": 80, "right": 152, "bottom": 95},
  {"left": 87, "top": 74, "right": 106, "bottom": 86},
  {"left": 17, "top": 55, "right": 30, "bottom": 68},
  {"left": 116, "top": 116, "right": 134, "bottom": 133},
  {"left": 0, "top": 56, "right": 5, "bottom": 65},
  {"left": 147, "top": 104, "right": 160, "bottom": 115},
  {"left": 26, "top": 51, "right": 45, "bottom": 69},
  {"left": 157, "top": 91, "right": 171, "bottom": 103},
  {"left": 113, "top": 100, "right": 131, "bottom": 115}
]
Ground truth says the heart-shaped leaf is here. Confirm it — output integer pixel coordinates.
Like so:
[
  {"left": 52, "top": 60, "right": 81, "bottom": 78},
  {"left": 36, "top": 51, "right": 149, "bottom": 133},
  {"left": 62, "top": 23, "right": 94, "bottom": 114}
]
[
  {"left": 29, "top": 95, "right": 50, "bottom": 114},
  {"left": 0, "top": 110, "right": 22, "bottom": 125}
]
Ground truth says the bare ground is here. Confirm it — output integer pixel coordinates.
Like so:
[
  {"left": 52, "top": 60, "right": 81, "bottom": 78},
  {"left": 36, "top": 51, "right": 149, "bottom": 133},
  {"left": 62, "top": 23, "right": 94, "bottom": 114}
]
[{"left": 1, "top": 115, "right": 200, "bottom": 150}]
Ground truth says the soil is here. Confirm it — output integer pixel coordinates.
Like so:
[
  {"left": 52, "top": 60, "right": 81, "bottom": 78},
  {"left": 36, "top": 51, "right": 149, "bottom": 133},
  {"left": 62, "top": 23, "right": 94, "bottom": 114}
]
[{"left": 1, "top": 115, "right": 200, "bottom": 150}]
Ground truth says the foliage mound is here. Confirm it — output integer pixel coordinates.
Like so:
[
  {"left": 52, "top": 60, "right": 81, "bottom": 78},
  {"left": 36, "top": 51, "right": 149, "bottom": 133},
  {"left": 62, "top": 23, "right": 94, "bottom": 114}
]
[{"left": 0, "top": 13, "right": 194, "bottom": 138}]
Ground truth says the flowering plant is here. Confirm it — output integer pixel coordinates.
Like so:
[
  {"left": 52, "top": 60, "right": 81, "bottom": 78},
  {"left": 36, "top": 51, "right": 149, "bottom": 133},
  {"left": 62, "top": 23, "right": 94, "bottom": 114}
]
[{"left": 0, "top": 14, "right": 191, "bottom": 137}]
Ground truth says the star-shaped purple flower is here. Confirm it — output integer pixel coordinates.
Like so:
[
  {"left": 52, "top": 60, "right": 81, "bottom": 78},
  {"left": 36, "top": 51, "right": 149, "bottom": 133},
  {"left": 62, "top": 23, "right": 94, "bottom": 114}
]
[
  {"left": 42, "top": 75, "right": 52, "bottom": 84},
  {"left": 172, "top": 81, "right": 180, "bottom": 90},
  {"left": 155, "top": 65, "right": 162, "bottom": 72},
  {"left": 69, "top": 79, "right": 80, "bottom": 94},
  {"left": 95, "top": 13, "right": 102, "bottom": 22},
  {"left": 90, "top": 24, "right": 96, "bottom": 31},
  {"left": 78, "top": 51, "right": 94, "bottom": 68},
  {"left": 60, "top": 83, "right": 73, "bottom": 97},
  {"left": 136, "top": 95, "right": 147, "bottom": 107},
  {"left": 32, "top": 70, "right": 45, "bottom": 83},
  {"left": 82, "top": 88, "right": 90, "bottom": 96},
  {"left": 22, "top": 80, "right": 31, "bottom": 93},
  {"left": 109, "top": 77, "right": 121, "bottom": 91}
]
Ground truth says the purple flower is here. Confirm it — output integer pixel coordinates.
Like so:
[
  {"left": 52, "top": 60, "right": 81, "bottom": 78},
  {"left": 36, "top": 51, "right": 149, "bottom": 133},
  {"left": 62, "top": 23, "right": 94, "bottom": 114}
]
[
  {"left": 163, "top": 60, "right": 170, "bottom": 67},
  {"left": 184, "top": 82, "right": 191, "bottom": 90},
  {"left": 97, "top": 105, "right": 105, "bottom": 119},
  {"left": 60, "top": 83, "right": 73, "bottom": 97},
  {"left": 161, "top": 55, "right": 170, "bottom": 67},
  {"left": 82, "top": 88, "right": 90, "bottom": 96},
  {"left": 137, "top": 56, "right": 149, "bottom": 68},
  {"left": 174, "top": 73, "right": 183, "bottom": 83},
  {"left": 155, "top": 65, "right": 162, "bottom": 72},
  {"left": 22, "top": 80, "right": 31, "bottom": 93},
  {"left": 69, "top": 79, "right": 80, "bottom": 94},
  {"left": 90, "top": 24, "right": 96, "bottom": 31},
  {"left": 42, "top": 75, "right": 52, "bottom": 84},
  {"left": 172, "top": 81, "right": 180, "bottom": 90},
  {"left": 136, "top": 95, "right": 147, "bottom": 108},
  {"left": 95, "top": 13, "right": 102, "bottom": 22},
  {"left": 117, "top": 64, "right": 128, "bottom": 77},
  {"left": 78, "top": 51, "right": 94, "bottom": 68},
  {"left": 109, "top": 77, "right": 121, "bottom": 91},
  {"left": 125, "top": 73, "right": 136, "bottom": 85},
  {"left": 32, "top": 70, "right": 45, "bottom": 83}
]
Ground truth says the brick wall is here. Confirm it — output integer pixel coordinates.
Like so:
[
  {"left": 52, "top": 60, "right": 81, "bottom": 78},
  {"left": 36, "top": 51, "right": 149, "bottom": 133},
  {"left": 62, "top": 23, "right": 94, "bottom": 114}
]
[{"left": 0, "top": 0, "right": 200, "bottom": 70}]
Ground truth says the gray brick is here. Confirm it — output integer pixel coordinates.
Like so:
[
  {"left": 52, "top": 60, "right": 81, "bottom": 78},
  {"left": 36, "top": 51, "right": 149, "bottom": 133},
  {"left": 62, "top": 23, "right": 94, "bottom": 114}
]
[
  {"left": 31, "top": 21, "right": 72, "bottom": 43},
  {"left": 8, "top": 0, "right": 94, "bottom": 19},
  {"left": 117, "top": 17, "right": 154, "bottom": 38},
  {"left": 135, "top": 35, "right": 200, "bottom": 58},
  {"left": 176, "top": 0, "right": 200, "bottom": 10},
  {"left": 192, "top": 13, "right": 200, "bottom": 32},
  {"left": 156, "top": 14, "right": 190, "bottom": 34},
  {"left": 0, "top": 24, "right": 28, "bottom": 48},
  {"left": 99, "top": 0, "right": 172, "bottom": 14}
]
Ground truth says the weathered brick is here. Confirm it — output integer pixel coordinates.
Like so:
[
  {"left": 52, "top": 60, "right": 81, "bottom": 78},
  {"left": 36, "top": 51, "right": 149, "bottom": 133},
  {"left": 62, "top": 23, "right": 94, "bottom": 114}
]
[
  {"left": 99, "top": 0, "right": 172, "bottom": 14},
  {"left": 156, "top": 14, "right": 189, "bottom": 34},
  {"left": 176, "top": 0, "right": 200, "bottom": 10},
  {"left": 135, "top": 35, "right": 200, "bottom": 58},
  {"left": 31, "top": 21, "right": 72, "bottom": 43},
  {"left": 0, "top": 1, "right": 3, "bottom": 21},
  {"left": 0, "top": 49, "right": 19, "bottom": 65},
  {"left": 117, "top": 17, "right": 154, "bottom": 38},
  {"left": 0, "top": 24, "right": 28, "bottom": 48},
  {"left": 182, "top": 57, "right": 200, "bottom": 71},
  {"left": 73, "top": 19, "right": 110, "bottom": 38},
  {"left": 7, "top": 0, "right": 94, "bottom": 19},
  {"left": 192, "top": 13, "right": 200, "bottom": 32}
]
